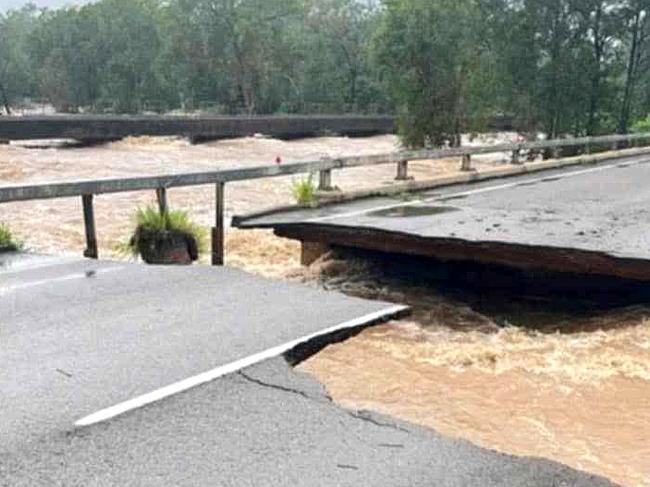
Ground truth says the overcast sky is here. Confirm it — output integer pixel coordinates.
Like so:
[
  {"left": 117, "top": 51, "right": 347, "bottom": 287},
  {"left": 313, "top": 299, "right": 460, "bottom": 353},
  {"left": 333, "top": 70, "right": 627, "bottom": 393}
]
[{"left": 0, "top": 0, "right": 90, "bottom": 12}]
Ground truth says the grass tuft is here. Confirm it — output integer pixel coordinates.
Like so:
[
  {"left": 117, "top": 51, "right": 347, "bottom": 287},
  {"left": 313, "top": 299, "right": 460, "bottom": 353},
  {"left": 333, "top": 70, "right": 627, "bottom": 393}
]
[
  {"left": 116, "top": 205, "right": 207, "bottom": 257},
  {"left": 291, "top": 173, "right": 317, "bottom": 206},
  {"left": 0, "top": 223, "right": 22, "bottom": 252}
]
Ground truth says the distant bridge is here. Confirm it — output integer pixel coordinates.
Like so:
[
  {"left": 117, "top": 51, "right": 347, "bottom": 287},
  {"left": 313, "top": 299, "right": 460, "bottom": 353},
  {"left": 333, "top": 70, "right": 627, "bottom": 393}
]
[
  {"left": 0, "top": 115, "right": 395, "bottom": 143},
  {"left": 0, "top": 114, "right": 519, "bottom": 143}
]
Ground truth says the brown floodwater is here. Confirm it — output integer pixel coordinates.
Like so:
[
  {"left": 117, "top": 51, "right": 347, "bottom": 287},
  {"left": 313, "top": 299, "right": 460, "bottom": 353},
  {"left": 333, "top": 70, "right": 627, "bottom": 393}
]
[
  {"left": 0, "top": 134, "right": 473, "bottom": 270},
  {"left": 296, "top": 255, "right": 650, "bottom": 487},
  {"left": 2, "top": 135, "right": 648, "bottom": 487}
]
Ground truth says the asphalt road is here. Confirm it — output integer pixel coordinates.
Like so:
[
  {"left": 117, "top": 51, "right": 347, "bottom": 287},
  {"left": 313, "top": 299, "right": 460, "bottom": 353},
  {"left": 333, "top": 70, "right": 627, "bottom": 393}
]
[
  {"left": 0, "top": 254, "right": 619, "bottom": 486},
  {"left": 236, "top": 153, "right": 650, "bottom": 263},
  {"left": 2, "top": 356, "right": 617, "bottom": 487},
  {"left": 0, "top": 255, "right": 403, "bottom": 448}
]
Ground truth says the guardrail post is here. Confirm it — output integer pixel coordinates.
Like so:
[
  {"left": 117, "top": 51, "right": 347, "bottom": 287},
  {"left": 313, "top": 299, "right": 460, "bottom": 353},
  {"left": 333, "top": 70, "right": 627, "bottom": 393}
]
[
  {"left": 395, "top": 159, "right": 410, "bottom": 180},
  {"left": 511, "top": 149, "right": 521, "bottom": 165},
  {"left": 82, "top": 194, "right": 98, "bottom": 259},
  {"left": 156, "top": 187, "right": 168, "bottom": 215},
  {"left": 212, "top": 182, "right": 225, "bottom": 266},
  {"left": 461, "top": 154, "right": 472, "bottom": 171},
  {"left": 318, "top": 169, "right": 333, "bottom": 191}
]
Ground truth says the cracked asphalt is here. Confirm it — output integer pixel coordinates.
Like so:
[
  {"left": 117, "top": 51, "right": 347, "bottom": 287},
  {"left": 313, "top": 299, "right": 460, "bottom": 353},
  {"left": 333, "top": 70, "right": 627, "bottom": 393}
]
[
  {"left": 1, "top": 359, "right": 618, "bottom": 487},
  {"left": 0, "top": 254, "right": 619, "bottom": 486}
]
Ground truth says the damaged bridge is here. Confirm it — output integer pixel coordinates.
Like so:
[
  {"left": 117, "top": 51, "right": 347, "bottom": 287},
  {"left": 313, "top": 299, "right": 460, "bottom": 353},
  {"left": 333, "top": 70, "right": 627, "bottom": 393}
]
[{"left": 234, "top": 152, "right": 650, "bottom": 282}]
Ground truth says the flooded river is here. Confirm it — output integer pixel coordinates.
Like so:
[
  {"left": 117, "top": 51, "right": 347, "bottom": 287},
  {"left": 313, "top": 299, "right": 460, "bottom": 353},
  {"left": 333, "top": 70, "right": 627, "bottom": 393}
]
[
  {"left": 296, "top": 253, "right": 650, "bottom": 487},
  {"left": 1, "top": 136, "right": 649, "bottom": 486}
]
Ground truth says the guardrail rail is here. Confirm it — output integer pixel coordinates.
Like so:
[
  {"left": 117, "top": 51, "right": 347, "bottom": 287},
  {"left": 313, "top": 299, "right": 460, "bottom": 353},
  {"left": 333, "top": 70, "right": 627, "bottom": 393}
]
[{"left": 1, "top": 132, "right": 649, "bottom": 264}]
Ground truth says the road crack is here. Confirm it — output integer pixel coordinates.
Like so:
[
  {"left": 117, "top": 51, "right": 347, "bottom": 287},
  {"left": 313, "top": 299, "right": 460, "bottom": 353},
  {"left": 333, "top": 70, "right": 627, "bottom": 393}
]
[
  {"left": 344, "top": 410, "right": 411, "bottom": 433},
  {"left": 237, "top": 370, "right": 319, "bottom": 401},
  {"left": 237, "top": 370, "right": 411, "bottom": 434}
]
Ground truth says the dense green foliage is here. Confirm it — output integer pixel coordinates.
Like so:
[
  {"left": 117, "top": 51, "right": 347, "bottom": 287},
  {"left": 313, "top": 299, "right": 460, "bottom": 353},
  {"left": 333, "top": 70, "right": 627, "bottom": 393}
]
[
  {"left": 632, "top": 113, "right": 650, "bottom": 131},
  {"left": 1, "top": 0, "right": 649, "bottom": 146}
]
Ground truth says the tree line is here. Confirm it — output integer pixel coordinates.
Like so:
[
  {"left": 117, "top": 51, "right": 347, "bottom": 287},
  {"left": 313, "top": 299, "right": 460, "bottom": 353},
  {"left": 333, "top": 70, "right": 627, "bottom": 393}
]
[{"left": 0, "top": 0, "right": 649, "bottom": 147}]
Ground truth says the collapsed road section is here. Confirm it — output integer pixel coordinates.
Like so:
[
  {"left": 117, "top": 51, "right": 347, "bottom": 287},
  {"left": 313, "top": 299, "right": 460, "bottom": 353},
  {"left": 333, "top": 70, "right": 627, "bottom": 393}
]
[{"left": 234, "top": 152, "right": 650, "bottom": 281}]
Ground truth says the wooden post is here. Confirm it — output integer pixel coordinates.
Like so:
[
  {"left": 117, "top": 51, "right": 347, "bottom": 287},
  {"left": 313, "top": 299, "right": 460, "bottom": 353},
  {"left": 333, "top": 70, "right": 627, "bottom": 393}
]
[
  {"left": 82, "top": 194, "right": 98, "bottom": 259},
  {"left": 395, "top": 159, "right": 410, "bottom": 180},
  {"left": 156, "top": 187, "right": 168, "bottom": 215},
  {"left": 212, "top": 182, "right": 225, "bottom": 266},
  {"left": 461, "top": 154, "right": 472, "bottom": 171},
  {"left": 318, "top": 169, "right": 333, "bottom": 191}
]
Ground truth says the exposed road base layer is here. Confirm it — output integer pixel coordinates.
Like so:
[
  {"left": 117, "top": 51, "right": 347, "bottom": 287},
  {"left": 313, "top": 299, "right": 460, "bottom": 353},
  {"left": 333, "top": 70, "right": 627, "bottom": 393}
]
[{"left": 275, "top": 224, "right": 650, "bottom": 282}]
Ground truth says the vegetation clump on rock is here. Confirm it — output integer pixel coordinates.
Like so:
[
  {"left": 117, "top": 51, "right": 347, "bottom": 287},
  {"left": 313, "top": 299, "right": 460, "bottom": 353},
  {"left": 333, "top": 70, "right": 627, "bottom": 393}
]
[{"left": 120, "top": 206, "right": 206, "bottom": 265}]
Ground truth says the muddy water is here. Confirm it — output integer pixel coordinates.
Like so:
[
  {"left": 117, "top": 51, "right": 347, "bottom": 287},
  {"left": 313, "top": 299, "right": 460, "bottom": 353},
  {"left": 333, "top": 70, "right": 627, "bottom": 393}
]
[
  {"left": 296, "top": 256, "right": 650, "bottom": 487},
  {"left": 0, "top": 134, "right": 476, "bottom": 271},
  {"left": 3, "top": 136, "right": 648, "bottom": 486}
]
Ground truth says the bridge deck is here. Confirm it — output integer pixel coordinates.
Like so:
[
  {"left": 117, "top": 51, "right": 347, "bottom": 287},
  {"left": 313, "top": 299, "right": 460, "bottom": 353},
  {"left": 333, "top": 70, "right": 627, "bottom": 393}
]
[{"left": 235, "top": 153, "right": 650, "bottom": 281}]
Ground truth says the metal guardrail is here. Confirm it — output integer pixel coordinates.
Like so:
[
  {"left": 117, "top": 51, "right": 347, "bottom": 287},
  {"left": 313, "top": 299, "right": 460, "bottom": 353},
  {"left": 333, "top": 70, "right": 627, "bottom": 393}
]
[{"left": 1, "top": 132, "right": 649, "bottom": 264}]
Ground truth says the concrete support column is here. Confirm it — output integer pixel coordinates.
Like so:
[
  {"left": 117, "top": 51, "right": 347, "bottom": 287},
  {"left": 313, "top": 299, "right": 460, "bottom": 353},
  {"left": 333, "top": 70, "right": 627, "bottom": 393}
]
[{"left": 301, "top": 241, "right": 330, "bottom": 266}]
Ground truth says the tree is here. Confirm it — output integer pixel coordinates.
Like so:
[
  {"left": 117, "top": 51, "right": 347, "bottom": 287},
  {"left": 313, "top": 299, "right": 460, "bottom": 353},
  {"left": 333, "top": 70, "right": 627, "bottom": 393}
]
[
  {"left": 373, "top": 0, "right": 493, "bottom": 147},
  {"left": 0, "top": 4, "right": 39, "bottom": 114},
  {"left": 618, "top": 0, "right": 650, "bottom": 133},
  {"left": 301, "top": 0, "right": 385, "bottom": 113}
]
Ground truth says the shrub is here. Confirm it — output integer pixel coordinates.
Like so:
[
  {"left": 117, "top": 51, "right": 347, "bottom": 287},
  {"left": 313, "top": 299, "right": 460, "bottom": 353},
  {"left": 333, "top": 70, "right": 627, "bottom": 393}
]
[
  {"left": 631, "top": 114, "right": 650, "bottom": 133},
  {"left": 632, "top": 114, "right": 650, "bottom": 133},
  {"left": 291, "top": 173, "right": 317, "bottom": 206}
]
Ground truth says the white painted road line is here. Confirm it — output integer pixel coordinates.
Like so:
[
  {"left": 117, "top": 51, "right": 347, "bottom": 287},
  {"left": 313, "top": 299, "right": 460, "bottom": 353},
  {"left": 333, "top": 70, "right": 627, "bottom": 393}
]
[
  {"left": 2, "top": 266, "right": 125, "bottom": 292},
  {"left": 0, "top": 257, "right": 81, "bottom": 276},
  {"left": 306, "top": 157, "right": 650, "bottom": 223},
  {"left": 75, "top": 304, "right": 409, "bottom": 427}
]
